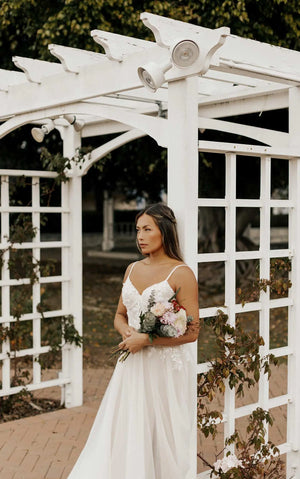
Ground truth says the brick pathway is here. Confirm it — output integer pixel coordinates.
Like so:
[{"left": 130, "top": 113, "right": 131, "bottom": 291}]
[
  {"left": 0, "top": 368, "right": 113, "bottom": 479},
  {"left": 0, "top": 363, "right": 288, "bottom": 478}
]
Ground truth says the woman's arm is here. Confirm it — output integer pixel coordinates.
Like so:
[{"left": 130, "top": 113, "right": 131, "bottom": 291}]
[
  {"left": 114, "top": 297, "right": 131, "bottom": 338},
  {"left": 114, "top": 263, "right": 136, "bottom": 340},
  {"left": 119, "top": 266, "right": 200, "bottom": 353}
]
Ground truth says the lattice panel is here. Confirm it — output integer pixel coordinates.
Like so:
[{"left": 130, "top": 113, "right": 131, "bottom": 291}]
[
  {"left": 197, "top": 149, "right": 296, "bottom": 478},
  {"left": 0, "top": 171, "right": 73, "bottom": 400}
]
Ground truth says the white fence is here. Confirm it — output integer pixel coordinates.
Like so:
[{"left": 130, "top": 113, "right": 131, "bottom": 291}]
[
  {"left": 196, "top": 146, "right": 300, "bottom": 477},
  {"left": 0, "top": 170, "right": 82, "bottom": 407}
]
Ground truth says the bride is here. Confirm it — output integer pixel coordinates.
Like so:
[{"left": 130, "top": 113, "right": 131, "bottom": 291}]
[{"left": 67, "top": 203, "right": 199, "bottom": 479}]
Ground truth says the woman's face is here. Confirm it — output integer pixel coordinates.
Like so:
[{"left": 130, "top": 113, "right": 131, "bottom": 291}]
[{"left": 136, "top": 214, "right": 164, "bottom": 256}]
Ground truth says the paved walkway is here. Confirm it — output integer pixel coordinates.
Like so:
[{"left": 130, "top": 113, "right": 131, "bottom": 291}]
[
  {"left": 0, "top": 368, "right": 113, "bottom": 479},
  {"left": 0, "top": 363, "right": 288, "bottom": 478}
]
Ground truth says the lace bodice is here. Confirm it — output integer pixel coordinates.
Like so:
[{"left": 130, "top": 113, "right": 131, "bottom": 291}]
[
  {"left": 121, "top": 263, "right": 193, "bottom": 370},
  {"left": 122, "top": 277, "right": 175, "bottom": 329}
]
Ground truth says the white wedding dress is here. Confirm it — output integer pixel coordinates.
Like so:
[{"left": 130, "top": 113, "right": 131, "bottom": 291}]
[{"left": 67, "top": 264, "right": 196, "bottom": 479}]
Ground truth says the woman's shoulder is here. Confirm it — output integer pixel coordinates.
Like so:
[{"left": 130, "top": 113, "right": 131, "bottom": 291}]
[
  {"left": 169, "top": 264, "right": 198, "bottom": 300},
  {"left": 123, "top": 260, "right": 144, "bottom": 280},
  {"left": 168, "top": 260, "right": 192, "bottom": 271},
  {"left": 169, "top": 262, "right": 197, "bottom": 282}
]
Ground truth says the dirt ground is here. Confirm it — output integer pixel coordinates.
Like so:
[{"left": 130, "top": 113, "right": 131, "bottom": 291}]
[{"left": 82, "top": 257, "right": 126, "bottom": 368}]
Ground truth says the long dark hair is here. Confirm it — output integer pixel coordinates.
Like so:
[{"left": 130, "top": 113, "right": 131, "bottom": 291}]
[{"left": 135, "top": 203, "right": 183, "bottom": 261}]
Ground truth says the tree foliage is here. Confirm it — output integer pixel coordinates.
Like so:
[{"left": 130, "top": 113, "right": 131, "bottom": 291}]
[
  {"left": 83, "top": 135, "right": 167, "bottom": 202},
  {"left": 1, "top": 0, "right": 299, "bottom": 70}
]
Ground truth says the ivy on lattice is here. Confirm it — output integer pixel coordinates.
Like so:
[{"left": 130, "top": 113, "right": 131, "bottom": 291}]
[{"left": 197, "top": 264, "right": 291, "bottom": 478}]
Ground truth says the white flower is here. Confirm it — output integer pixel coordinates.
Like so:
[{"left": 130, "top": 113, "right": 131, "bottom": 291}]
[
  {"left": 173, "top": 308, "right": 188, "bottom": 336},
  {"left": 214, "top": 454, "right": 243, "bottom": 473},
  {"left": 150, "top": 302, "right": 169, "bottom": 317}
]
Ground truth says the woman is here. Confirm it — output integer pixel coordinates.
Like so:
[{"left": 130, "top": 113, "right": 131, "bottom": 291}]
[{"left": 67, "top": 203, "right": 199, "bottom": 479}]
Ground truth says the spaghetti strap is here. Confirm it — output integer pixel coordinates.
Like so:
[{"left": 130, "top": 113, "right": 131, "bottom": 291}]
[
  {"left": 127, "top": 261, "right": 137, "bottom": 280},
  {"left": 165, "top": 264, "right": 188, "bottom": 281}
]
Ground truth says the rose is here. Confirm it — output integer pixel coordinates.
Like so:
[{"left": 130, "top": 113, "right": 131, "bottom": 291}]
[
  {"left": 170, "top": 299, "right": 181, "bottom": 312},
  {"left": 173, "top": 308, "right": 188, "bottom": 335},
  {"left": 213, "top": 454, "right": 243, "bottom": 473},
  {"left": 150, "top": 302, "right": 169, "bottom": 317}
]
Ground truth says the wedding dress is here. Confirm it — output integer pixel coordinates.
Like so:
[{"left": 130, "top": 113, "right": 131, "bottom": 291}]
[{"left": 67, "top": 264, "right": 196, "bottom": 479}]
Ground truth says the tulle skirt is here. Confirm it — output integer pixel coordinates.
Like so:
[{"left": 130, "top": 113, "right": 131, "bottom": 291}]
[{"left": 67, "top": 344, "right": 196, "bottom": 479}]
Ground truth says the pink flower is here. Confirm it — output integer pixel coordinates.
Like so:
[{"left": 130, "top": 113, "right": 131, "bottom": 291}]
[
  {"left": 150, "top": 302, "right": 169, "bottom": 317},
  {"left": 161, "top": 311, "right": 177, "bottom": 325}
]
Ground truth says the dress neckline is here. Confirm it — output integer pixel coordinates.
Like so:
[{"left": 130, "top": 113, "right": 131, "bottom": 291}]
[
  {"left": 125, "top": 262, "right": 187, "bottom": 297},
  {"left": 125, "top": 276, "right": 174, "bottom": 297}
]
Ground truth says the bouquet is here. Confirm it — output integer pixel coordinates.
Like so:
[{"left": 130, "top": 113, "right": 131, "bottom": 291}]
[{"left": 112, "top": 288, "right": 193, "bottom": 362}]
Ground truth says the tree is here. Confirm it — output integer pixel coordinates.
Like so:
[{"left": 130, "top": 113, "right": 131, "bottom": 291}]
[
  {"left": 80, "top": 134, "right": 167, "bottom": 212},
  {"left": 1, "top": 0, "right": 299, "bottom": 66}
]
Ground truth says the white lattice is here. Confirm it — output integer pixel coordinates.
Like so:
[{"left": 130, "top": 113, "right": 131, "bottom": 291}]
[
  {"left": 0, "top": 170, "right": 82, "bottom": 408},
  {"left": 196, "top": 146, "right": 299, "bottom": 477}
]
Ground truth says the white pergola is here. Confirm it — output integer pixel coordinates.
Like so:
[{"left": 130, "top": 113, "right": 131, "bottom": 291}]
[{"left": 1, "top": 12, "right": 300, "bottom": 478}]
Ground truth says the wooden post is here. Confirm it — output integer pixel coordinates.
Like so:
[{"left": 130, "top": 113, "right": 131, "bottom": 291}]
[
  {"left": 62, "top": 126, "right": 83, "bottom": 408},
  {"left": 102, "top": 190, "right": 115, "bottom": 251},
  {"left": 223, "top": 153, "right": 237, "bottom": 449},
  {"left": 287, "top": 86, "right": 300, "bottom": 479},
  {"left": 167, "top": 76, "right": 199, "bottom": 477}
]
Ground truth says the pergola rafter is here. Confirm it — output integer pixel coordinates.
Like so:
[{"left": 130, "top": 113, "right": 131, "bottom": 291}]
[{"left": 0, "top": 12, "right": 299, "bottom": 136}]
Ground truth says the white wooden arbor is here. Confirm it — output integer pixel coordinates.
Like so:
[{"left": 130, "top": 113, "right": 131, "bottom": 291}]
[{"left": 1, "top": 12, "right": 300, "bottom": 478}]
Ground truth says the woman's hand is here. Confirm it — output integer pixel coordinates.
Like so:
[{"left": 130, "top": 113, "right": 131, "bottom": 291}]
[
  {"left": 120, "top": 325, "right": 136, "bottom": 341},
  {"left": 119, "top": 331, "right": 149, "bottom": 354}
]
